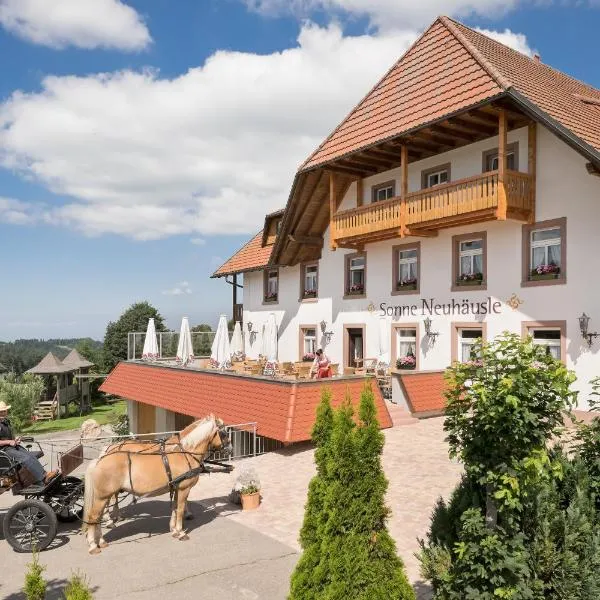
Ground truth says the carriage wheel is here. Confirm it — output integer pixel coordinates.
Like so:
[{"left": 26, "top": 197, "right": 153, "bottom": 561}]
[
  {"left": 3, "top": 499, "right": 57, "bottom": 553},
  {"left": 46, "top": 475, "right": 84, "bottom": 523}
]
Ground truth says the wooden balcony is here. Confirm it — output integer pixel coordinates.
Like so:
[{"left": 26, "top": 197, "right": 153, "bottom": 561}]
[{"left": 331, "top": 170, "right": 534, "bottom": 245}]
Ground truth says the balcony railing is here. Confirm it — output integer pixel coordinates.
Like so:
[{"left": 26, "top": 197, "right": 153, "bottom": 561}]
[{"left": 332, "top": 170, "right": 534, "bottom": 243}]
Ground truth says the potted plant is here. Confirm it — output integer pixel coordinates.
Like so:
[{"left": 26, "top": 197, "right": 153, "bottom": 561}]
[
  {"left": 264, "top": 291, "right": 278, "bottom": 302},
  {"left": 303, "top": 288, "right": 317, "bottom": 299},
  {"left": 396, "top": 277, "right": 418, "bottom": 291},
  {"left": 456, "top": 272, "right": 484, "bottom": 286},
  {"left": 231, "top": 468, "right": 261, "bottom": 511},
  {"left": 347, "top": 283, "right": 364, "bottom": 295},
  {"left": 396, "top": 355, "right": 416, "bottom": 370},
  {"left": 530, "top": 264, "right": 560, "bottom": 281}
]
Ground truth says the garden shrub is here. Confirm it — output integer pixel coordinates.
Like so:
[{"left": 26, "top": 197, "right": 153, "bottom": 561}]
[
  {"left": 63, "top": 571, "right": 94, "bottom": 600},
  {"left": 23, "top": 550, "right": 46, "bottom": 600}
]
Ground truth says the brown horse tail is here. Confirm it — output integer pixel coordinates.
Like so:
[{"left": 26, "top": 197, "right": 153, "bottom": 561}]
[{"left": 82, "top": 458, "right": 98, "bottom": 533}]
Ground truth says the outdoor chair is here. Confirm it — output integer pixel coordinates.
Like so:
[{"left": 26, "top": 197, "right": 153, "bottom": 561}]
[
  {"left": 343, "top": 367, "right": 356, "bottom": 376},
  {"left": 330, "top": 363, "right": 339, "bottom": 376}
]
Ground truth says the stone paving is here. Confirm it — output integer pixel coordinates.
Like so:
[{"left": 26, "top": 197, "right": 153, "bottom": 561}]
[{"left": 189, "top": 416, "right": 463, "bottom": 591}]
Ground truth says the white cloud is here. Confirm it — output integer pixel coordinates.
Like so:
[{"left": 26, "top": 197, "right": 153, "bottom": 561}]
[
  {"left": 0, "top": 0, "right": 151, "bottom": 50},
  {"left": 162, "top": 281, "right": 192, "bottom": 296},
  {"left": 243, "top": 0, "right": 523, "bottom": 31},
  {"left": 0, "top": 197, "right": 39, "bottom": 225},
  {"left": 190, "top": 237, "right": 206, "bottom": 245},
  {"left": 475, "top": 27, "right": 534, "bottom": 56},
  {"left": 0, "top": 22, "right": 533, "bottom": 240}
]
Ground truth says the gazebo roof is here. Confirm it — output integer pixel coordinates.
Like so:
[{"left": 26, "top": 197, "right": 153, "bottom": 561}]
[
  {"left": 27, "top": 352, "right": 76, "bottom": 374},
  {"left": 62, "top": 349, "right": 94, "bottom": 369}
]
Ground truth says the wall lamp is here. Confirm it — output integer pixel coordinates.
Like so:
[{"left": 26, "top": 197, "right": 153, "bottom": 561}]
[
  {"left": 320, "top": 320, "right": 334, "bottom": 345},
  {"left": 247, "top": 321, "right": 256, "bottom": 334},
  {"left": 423, "top": 317, "right": 439, "bottom": 345},
  {"left": 579, "top": 313, "right": 600, "bottom": 347}
]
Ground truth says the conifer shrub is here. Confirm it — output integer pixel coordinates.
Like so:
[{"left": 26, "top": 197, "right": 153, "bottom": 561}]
[
  {"left": 63, "top": 571, "right": 94, "bottom": 600},
  {"left": 24, "top": 550, "right": 47, "bottom": 600}
]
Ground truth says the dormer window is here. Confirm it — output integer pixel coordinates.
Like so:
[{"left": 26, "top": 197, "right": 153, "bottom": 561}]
[
  {"left": 275, "top": 219, "right": 282, "bottom": 235},
  {"left": 372, "top": 181, "right": 395, "bottom": 202}
]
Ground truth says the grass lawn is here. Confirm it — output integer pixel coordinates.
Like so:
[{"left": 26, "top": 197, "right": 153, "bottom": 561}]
[{"left": 21, "top": 401, "right": 126, "bottom": 435}]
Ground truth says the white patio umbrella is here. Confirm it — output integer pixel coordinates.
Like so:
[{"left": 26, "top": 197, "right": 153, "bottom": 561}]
[
  {"left": 141, "top": 318, "right": 159, "bottom": 361},
  {"left": 231, "top": 321, "right": 244, "bottom": 360},
  {"left": 377, "top": 317, "right": 391, "bottom": 367},
  {"left": 263, "top": 313, "right": 278, "bottom": 375},
  {"left": 176, "top": 316, "right": 195, "bottom": 367},
  {"left": 210, "top": 314, "right": 232, "bottom": 369}
]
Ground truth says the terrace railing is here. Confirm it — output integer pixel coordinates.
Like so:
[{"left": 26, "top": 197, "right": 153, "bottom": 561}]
[{"left": 127, "top": 330, "right": 217, "bottom": 361}]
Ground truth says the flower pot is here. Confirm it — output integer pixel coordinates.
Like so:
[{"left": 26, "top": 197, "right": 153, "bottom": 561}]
[
  {"left": 241, "top": 491, "right": 260, "bottom": 511},
  {"left": 397, "top": 365, "right": 416, "bottom": 370},
  {"left": 396, "top": 283, "right": 417, "bottom": 291},
  {"left": 455, "top": 280, "right": 484, "bottom": 287},
  {"left": 529, "top": 274, "right": 559, "bottom": 281}
]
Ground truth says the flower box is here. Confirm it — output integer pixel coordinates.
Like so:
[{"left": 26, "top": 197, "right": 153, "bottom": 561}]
[
  {"left": 455, "top": 280, "right": 484, "bottom": 287},
  {"left": 303, "top": 290, "right": 317, "bottom": 299},
  {"left": 529, "top": 273, "right": 560, "bottom": 281},
  {"left": 264, "top": 293, "right": 278, "bottom": 302},
  {"left": 396, "top": 282, "right": 417, "bottom": 291},
  {"left": 347, "top": 286, "right": 364, "bottom": 296},
  {"left": 396, "top": 356, "right": 416, "bottom": 370},
  {"left": 396, "top": 364, "right": 416, "bottom": 370},
  {"left": 302, "top": 353, "right": 315, "bottom": 362}
]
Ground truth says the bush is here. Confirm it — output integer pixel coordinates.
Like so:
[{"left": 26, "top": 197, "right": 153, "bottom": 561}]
[
  {"left": 63, "top": 571, "right": 94, "bottom": 600},
  {"left": 0, "top": 373, "right": 44, "bottom": 433},
  {"left": 24, "top": 550, "right": 46, "bottom": 600},
  {"left": 107, "top": 410, "right": 129, "bottom": 437}
]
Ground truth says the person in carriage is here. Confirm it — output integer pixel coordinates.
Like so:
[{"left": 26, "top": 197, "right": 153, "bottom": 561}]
[{"left": 0, "top": 401, "right": 58, "bottom": 485}]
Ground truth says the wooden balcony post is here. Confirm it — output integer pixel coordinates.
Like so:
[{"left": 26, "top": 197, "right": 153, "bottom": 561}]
[
  {"left": 400, "top": 145, "right": 408, "bottom": 236},
  {"left": 496, "top": 109, "right": 508, "bottom": 220},
  {"left": 356, "top": 177, "right": 363, "bottom": 208},
  {"left": 329, "top": 171, "right": 337, "bottom": 250},
  {"left": 528, "top": 121, "right": 537, "bottom": 223}
]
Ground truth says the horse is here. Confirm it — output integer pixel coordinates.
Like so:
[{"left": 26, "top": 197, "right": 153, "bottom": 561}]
[{"left": 82, "top": 415, "right": 232, "bottom": 554}]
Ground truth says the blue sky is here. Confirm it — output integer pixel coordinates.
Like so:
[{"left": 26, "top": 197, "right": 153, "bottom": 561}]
[{"left": 0, "top": 0, "right": 598, "bottom": 341}]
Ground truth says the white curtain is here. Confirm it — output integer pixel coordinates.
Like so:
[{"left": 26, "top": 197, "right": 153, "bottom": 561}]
[{"left": 142, "top": 318, "right": 159, "bottom": 360}]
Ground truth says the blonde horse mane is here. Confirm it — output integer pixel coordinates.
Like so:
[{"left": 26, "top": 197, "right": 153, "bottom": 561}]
[{"left": 179, "top": 415, "right": 218, "bottom": 451}]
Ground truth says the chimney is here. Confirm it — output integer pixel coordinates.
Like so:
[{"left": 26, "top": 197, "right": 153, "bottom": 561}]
[{"left": 533, "top": 53, "right": 541, "bottom": 63}]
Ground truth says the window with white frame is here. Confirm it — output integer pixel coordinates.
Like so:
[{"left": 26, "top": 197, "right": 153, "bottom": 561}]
[
  {"left": 397, "top": 248, "right": 418, "bottom": 289},
  {"left": 532, "top": 329, "right": 561, "bottom": 360},
  {"left": 372, "top": 181, "right": 395, "bottom": 202},
  {"left": 458, "top": 239, "right": 484, "bottom": 283},
  {"left": 347, "top": 255, "right": 365, "bottom": 295},
  {"left": 302, "top": 328, "right": 317, "bottom": 357},
  {"left": 425, "top": 168, "right": 449, "bottom": 188},
  {"left": 264, "top": 269, "right": 278, "bottom": 302},
  {"left": 486, "top": 151, "right": 516, "bottom": 171},
  {"left": 530, "top": 227, "right": 561, "bottom": 279},
  {"left": 302, "top": 263, "right": 318, "bottom": 299},
  {"left": 458, "top": 329, "right": 482, "bottom": 363},
  {"left": 396, "top": 328, "right": 417, "bottom": 369}
]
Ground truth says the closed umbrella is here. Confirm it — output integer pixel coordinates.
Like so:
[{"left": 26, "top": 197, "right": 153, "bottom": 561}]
[
  {"left": 142, "top": 318, "right": 159, "bottom": 361},
  {"left": 263, "top": 313, "right": 278, "bottom": 376},
  {"left": 231, "top": 321, "right": 244, "bottom": 361},
  {"left": 210, "top": 314, "right": 232, "bottom": 370},
  {"left": 377, "top": 317, "right": 390, "bottom": 367},
  {"left": 176, "top": 316, "right": 195, "bottom": 367}
]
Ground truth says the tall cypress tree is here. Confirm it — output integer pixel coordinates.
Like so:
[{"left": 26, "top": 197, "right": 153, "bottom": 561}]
[
  {"left": 320, "top": 386, "right": 415, "bottom": 600},
  {"left": 289, "top": 388, "right": 334, "bottom": 600}
]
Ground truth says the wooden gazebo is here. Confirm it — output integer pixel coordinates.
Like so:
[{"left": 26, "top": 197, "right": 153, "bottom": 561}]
[{"left": 27, "top": 350, "right": 94, "bottom": 419}]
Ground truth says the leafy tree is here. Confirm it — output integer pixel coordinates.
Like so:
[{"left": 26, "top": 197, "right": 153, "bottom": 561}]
[
  {"left": 191, "top": 323, "right": 213, "bottom": 356},
  {"left": 23, "top": 550, "right": 47, "bottom": 600},
  {"left": 103, "top": 302, "right": 166, "bottom": 371},
  {"left": 289, "top": 388, "right": 334, "bottom": 599},
  {"left": 0, "top": 373, "right": 45, "bottom": 433}
]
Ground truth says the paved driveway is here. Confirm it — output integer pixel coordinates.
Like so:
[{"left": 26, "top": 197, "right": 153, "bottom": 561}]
[{"left": 0, "top": 417, "right": 462, "bottom": 599}]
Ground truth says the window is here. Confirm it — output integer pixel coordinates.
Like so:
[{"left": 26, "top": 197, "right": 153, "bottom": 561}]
[
  {"left": 301, "top": 327, "right": 317, "bottom": 358},
  {"left": 372, "top": 181, "right": 396, "bottom": 203},
  {"left": 396, "top": 328, "right": 417, "bottom": 369},
  {"left": 532, "top": 329, "right": 562, "bottom": 360},
  {"left": 483, "top": 142, "right": 518, "bottom": 172},
  {"left": 458, "top": 329, "right": 483, "bottom": 363},
  {"left": 263, "top": 269, "right": 278, "bottom": 303},
  {"left": 421, "top": 163, "right": 451, "bottom": 189},
  {"left": 301, "top": 263, "right": 318, "bottom": 299},
  {"left": 275, "top": 219, "right": 282, "bottom": 235},
  {"left": 452, "top": 232, "right": 486, "bottom": 290},
  {"left": 345, "top": 253, "right": 366, "bottom": 297},
  {"left": 522, "top": 218, "right": 566, "bottom": 286},
  {"left": 392, "top": 242, "right": 420, "bottom": 294}
]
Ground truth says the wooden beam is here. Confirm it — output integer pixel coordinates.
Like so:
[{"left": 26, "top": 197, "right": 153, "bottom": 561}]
[
  {"left": 395, "top": 136, "right": 441, "bottom": 152},
  {"left": 400, "top": 145, "right": 408, "bottom": 238},
  {"left": 486, "top": 102, "right": 526, "bottom": 123},
  {"left": 431, "top": 124, "right": 476, "bottom": 142},
  {"left": 411, "top": 131, "right": 455, "bottom": 150},
  {"left": 288, "top": 235, "right": 323, "bottom": 246},
  {"left": 497, "top": 109, "right": 508, "bottom": 220},
  {"left": 329, "top": 172, "right": 337, "bottom": 250},
  {"left": 348, "top": 154, "right": 396, "bottom": 169},
  {"left": 446, "top": 116, "right": 496, "bottom": 137},
  {"left": 404, "top": 228, "right": 438, "bottom": 238},
  {"left": 356, "top": 177, "right": 364, "bottom": 207},
  {"left": 364, "top": 147, "right": 402, "bottom": 162},
  {"left": 325, "top": 165, "right": 369, "bottom": 178},
  {"left": 586, "top": 162, "right": 600, "bottom": 177},
  {"left": 337, "top": 159, "right": 378, "bottom": 174},
  {"left": 528, "top": 121, "right": 537, "bottom": 223}
]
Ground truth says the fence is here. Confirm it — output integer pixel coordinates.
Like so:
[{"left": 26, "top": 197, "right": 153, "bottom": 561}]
[{"left": 127, "top": 330, "right": 217, "bottom": 361}]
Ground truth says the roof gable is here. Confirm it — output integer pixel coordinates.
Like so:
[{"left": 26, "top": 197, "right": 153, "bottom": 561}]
[
  {"left": 62, "top": 348, "right": 94, "bottom": 369},
  {"left": 27, "top": 352, "right": 74, "bottom": 374},
  {"left": 211, "top": 231, "right": 273, "bottom": 278}
]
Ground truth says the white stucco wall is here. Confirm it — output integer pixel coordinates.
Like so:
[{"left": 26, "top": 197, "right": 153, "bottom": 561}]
[{"left": 242, "top": 124, "right": 600, "bottom": 408}]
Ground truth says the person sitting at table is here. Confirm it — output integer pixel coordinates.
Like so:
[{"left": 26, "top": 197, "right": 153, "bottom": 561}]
[
  {"left": 0, "top": 401, "right": 58, "bottom": 485},
  {"left": 310, "top": 349, "right": 332, "bottom": 379}
]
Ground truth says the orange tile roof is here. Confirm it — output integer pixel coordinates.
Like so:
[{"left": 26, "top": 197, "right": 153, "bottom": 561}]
[
  {"left": 398, "top": 371, "right": 447, "bottom": 415},
  {"left": 100, "top": 362, "right": 392, "bottom": 443},
  {"left": 302, "top": 16, "right": 600, "bottom": 171},
  {"left": 212, "top": 231, "right": 272, "bottom": 278}
]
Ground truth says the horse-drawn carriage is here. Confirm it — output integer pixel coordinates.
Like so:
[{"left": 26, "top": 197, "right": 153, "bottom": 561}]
[{"left": 0, "top": 438, "right": 84, "bottom": 552}]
